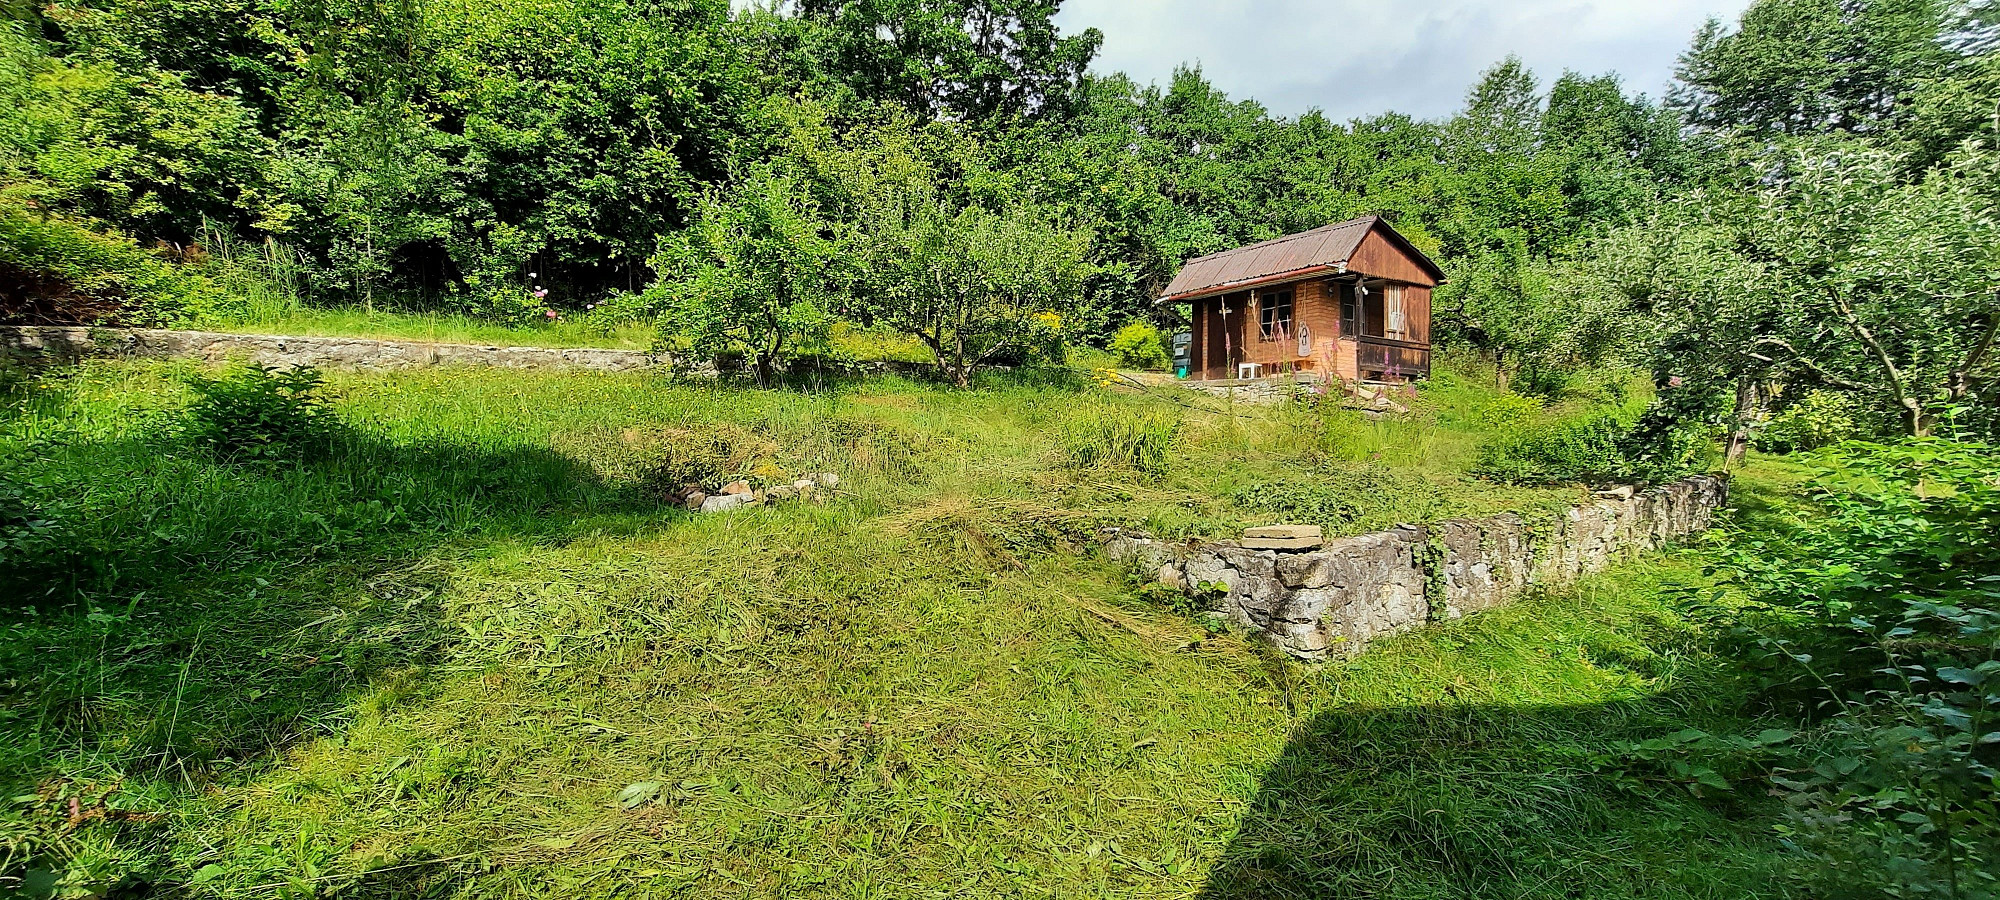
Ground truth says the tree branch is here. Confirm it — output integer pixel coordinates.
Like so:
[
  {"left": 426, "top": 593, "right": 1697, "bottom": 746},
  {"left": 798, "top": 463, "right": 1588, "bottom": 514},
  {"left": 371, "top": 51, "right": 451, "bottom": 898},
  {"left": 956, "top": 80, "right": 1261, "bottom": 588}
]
[
  {"left": 1747, "top": 337, "right": 1874, "bottom": 392},
  {"left": 1949, "top": 302, "right": 1998, "bottom": 401},
  {"left": 1822, "top": 286, "right": 1930, "bottom": 434},
  {"left": 1824, "top": 287, "right": 1910, "bottom": 400}
]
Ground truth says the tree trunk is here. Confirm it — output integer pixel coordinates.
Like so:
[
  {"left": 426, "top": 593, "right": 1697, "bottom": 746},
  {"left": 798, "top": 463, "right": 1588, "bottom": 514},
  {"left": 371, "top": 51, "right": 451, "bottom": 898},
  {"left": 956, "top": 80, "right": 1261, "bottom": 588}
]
[
  {"left": 1726, "top": 377, "right": 1758, "bottom": 464},
  {"left": 1902, "top": 398, "right": 1930, "bottom": 439}
]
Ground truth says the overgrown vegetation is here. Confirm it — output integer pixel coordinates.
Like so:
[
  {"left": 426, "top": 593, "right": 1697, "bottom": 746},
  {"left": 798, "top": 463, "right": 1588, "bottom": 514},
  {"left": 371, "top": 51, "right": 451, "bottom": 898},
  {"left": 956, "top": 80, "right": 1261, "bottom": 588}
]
[
  {"left": 1691, "top": 441, "right": 2000, "bottom": 897},
  {"left": 1057, "top": 401, "right": 1179, "bottom": 475}
]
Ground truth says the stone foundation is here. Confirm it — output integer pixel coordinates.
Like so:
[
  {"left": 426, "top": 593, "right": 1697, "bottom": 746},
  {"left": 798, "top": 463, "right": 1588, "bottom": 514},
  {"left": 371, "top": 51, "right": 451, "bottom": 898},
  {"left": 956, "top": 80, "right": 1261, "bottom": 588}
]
[
  {"left": 1, "top": 326, "right": 661, "bottom": 372},
  {"left": 1106, "top": 474, "right": 1728, "bottom": 659}
]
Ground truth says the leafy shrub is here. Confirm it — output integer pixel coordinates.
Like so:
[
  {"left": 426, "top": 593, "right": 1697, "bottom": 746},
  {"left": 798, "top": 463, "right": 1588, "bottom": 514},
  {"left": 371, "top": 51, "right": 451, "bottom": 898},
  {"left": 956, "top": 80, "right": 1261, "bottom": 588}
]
[
  {"left": 1473, "top": 414, "right": 1629, "bottom": 485},
  {"left": 0, "top": 467, "right": 55, "bottom": 577},
  {"left": 0, "top": 207, "right": 234, "bottom": 326},
  {"left": 1697, "top": 440, "right": 2000, "bottom": 895},
  {"left": 1475, "top": 398, "right": 1712, "bottom": 487},
  {"left": 1614, "top": 399, "right": 1717, "bottom": 484},
  {"left": 1058, "top": 404, "right": 1179, "bottom": 475},
  {"left": 1753, "top": 390, "right": 1861, "bottom": 453},
  {"left": 183, "top": 365, "right": 340, "bottom": 462},
  {"left": 1108, "top": 320, "right": 1170, "bottom": 370}
]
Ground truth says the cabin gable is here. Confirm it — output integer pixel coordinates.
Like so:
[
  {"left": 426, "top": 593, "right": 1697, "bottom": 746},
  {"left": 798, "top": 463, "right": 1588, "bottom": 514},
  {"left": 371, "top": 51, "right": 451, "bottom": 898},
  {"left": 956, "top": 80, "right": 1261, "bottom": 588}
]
[{"left": 1349, "top": 227, "right": 1440, "bottom": 287}]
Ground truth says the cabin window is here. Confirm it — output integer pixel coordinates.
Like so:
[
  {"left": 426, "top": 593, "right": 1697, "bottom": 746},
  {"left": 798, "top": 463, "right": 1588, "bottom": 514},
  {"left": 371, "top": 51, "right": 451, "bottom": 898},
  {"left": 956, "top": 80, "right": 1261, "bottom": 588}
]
[
  {"left": 1338, "top": 281, "right": 1358, "bottom": 336},
  {"left": 1385, "top": 285, "right": 1408, "bottom": 339},
  {"left": 1258, "top": 289, "right": 1294, "bottom": 341}
]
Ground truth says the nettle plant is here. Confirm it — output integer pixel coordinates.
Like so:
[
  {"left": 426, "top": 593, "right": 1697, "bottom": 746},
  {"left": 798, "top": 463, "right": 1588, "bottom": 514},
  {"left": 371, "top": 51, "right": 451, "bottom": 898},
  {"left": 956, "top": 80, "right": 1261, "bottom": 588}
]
[
  {"left": 183, "top": 365, "right": 343, "bottom": 462},
  {"left": 1705, "top": 440, "right": 2000, "bottom": 897}
]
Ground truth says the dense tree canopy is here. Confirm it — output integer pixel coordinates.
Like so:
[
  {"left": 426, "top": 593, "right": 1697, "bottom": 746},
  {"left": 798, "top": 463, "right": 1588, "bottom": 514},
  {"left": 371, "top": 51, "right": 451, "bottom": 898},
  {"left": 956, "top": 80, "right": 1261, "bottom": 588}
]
[{"left": 1, "top": 0, "right": 1995, "bottom": 425}]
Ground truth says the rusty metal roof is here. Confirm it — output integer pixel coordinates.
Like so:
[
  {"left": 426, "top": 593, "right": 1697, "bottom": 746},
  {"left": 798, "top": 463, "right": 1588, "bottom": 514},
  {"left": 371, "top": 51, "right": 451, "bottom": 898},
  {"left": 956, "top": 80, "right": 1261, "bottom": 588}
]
[{"left": 1159, "top": 215, "right": 1442, "bottom": 301}]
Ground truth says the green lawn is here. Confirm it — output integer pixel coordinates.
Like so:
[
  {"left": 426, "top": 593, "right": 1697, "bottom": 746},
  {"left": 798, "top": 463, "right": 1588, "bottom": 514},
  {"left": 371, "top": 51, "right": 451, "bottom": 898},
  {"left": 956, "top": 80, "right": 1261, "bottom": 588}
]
[{"left": 1, "top": 360, "right": 1804, "bottom": 898}]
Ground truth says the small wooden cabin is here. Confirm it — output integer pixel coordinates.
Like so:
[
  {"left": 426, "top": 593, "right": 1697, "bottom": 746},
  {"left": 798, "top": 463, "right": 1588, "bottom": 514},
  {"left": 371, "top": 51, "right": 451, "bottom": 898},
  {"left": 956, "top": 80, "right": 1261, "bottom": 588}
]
[{"left": 1161, "top": 215, "right": 1444, "bottom": 383}]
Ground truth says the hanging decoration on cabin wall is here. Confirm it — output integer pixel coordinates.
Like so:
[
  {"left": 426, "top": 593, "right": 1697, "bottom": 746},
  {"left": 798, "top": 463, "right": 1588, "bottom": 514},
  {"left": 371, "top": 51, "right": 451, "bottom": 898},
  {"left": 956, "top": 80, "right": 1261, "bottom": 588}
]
[{"left": 1296, "top": 323, "right": 1312, "bottom": 358}]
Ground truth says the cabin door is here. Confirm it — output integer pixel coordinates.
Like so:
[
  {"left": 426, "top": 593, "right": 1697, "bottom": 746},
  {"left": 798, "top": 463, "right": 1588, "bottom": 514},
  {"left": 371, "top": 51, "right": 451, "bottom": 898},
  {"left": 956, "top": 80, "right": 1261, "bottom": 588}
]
[{"left": 1213, "top": 292, "right": 1249, "bottom": 376}]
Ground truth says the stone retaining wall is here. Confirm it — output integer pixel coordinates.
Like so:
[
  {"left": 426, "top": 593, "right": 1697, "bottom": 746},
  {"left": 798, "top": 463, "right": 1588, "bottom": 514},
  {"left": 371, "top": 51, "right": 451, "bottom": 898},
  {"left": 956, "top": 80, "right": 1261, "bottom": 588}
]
[
  {"left": 1, "top": 326, "right": 662, "bottom": 372},
  {"left": 1179, "top": 374, "right": 1315, "bottom": 405},
  {"left": 1106, "top": 474, "right": 1728, "bottom": 659}
]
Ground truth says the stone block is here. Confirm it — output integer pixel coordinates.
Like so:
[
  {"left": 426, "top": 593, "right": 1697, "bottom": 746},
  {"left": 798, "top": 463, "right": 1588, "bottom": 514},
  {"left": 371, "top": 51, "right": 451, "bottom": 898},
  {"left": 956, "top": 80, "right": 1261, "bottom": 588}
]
[
  {"left": 1241, "top": 535, "right": 1323, "bottom": 550},
  {"left": 699, "top": 493, "right": 749, "bottom": 513},
  {"left": 1245, "top": 524, "right": 1322, "bottom": 539},
  {"left": 1242, "top": 524, "right": 1323, "bottom": 550}
]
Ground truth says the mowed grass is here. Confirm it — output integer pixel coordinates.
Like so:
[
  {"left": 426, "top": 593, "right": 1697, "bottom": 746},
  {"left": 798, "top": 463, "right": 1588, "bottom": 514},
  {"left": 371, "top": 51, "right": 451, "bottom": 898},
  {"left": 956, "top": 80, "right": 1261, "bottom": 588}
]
[{"left": 1, "top": 361, "right": 1796, "bottom": 898}]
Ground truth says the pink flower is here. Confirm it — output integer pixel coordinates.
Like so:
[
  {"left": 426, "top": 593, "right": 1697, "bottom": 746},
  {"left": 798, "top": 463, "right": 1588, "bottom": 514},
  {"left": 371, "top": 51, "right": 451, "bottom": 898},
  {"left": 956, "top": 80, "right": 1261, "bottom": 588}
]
[
  {"left": 1667, "top": 375, "right": 1685, "bottom": 388},
  {"left": 545, "top": 309, "right": 559, "bottom": 319},
  {"left": 534, "top": 289, "right": 548, "bottom": 299}
]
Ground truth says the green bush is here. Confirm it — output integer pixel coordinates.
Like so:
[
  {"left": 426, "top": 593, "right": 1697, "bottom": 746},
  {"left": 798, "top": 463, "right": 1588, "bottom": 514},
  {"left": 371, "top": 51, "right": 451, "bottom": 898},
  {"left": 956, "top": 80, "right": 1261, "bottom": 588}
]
[
  {"left": 1474, "top": 396, "right": 1712, "bottom": 487},
  {"left": 1473, "top": 414, "right": 1629, "bottom": 485},
  {"left": 1614, "top": 399, "right": 1717, "bottom": 484},
  {"left": 183, "top": 365, "right": 341, "bottom": 462},
  {"left": 0, "top": 208, "right": 234, "bottom": 325},
  {"left": 1058, "top": 403, "right": 1179, "bottom": 475},
  {"left": 1108, "top": 320, "right": 1170, "bottom": 370},
  {"left": 1753, "top": 390, "right": 1860, "bottom": 453}
]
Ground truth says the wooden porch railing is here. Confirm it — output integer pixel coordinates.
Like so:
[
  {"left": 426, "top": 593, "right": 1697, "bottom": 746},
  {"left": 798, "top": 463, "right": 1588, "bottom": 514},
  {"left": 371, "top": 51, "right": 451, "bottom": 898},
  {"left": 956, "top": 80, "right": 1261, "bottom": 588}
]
[{"left": 1357, "top": 336, "right": 1430, "bottom": 380}]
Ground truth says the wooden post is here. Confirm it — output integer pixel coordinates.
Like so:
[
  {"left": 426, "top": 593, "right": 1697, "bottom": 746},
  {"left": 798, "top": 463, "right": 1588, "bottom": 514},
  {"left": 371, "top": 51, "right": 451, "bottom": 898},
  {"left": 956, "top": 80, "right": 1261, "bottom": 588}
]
[{"left": 1220, "top": 296, "right": 1233, "bottom": 378}]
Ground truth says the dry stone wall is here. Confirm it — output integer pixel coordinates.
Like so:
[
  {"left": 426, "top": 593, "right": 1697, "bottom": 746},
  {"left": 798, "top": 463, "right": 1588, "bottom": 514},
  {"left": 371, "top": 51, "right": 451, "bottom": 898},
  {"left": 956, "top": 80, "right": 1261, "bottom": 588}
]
[
  {"left": 2, "top": 326, "right": 661, "bottom": 372},
  {"left": 1179, "top": 375, "right": 1312, "bottom": 405},
  {"left": 1107, "top": 474, "right": 1728, "bottom": 660}
]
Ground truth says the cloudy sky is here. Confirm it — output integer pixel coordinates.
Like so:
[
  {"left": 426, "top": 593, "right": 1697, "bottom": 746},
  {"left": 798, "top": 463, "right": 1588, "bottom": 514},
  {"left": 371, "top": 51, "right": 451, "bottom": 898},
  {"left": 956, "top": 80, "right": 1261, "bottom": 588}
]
[{"left": 1052, "top": 0, "right": 1753, "bottom": 121}]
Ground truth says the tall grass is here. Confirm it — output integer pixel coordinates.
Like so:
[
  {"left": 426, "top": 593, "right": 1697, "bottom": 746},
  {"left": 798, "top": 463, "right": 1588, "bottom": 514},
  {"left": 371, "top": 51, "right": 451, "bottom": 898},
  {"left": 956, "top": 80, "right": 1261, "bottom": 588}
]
[
  {"left": 0, "top": 360, "right": 1804, "bottom": 899},
  {"left": 196, "top": 219, "right": 315, "bottom": 326},
  {"left": 1057, "top": 401, "right": 1180, "bottom": 474}
]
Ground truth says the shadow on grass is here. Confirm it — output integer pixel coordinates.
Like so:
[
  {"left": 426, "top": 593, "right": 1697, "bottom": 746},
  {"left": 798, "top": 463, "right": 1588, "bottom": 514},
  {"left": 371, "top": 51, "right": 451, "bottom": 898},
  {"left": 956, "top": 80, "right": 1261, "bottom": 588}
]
[
  {"left": 0, "top": 422, "right": 669, "bottom": 847},
  {"left": 1198, "top": 699, "right": 1786, "bottom": 900}
]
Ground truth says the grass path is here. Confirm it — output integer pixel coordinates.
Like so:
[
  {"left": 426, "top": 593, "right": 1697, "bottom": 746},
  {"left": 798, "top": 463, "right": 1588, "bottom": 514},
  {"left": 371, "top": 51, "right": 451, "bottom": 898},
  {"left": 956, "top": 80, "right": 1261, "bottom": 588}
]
[{"left": 2, "top": 362, "right": 1798, "bottom": 898}]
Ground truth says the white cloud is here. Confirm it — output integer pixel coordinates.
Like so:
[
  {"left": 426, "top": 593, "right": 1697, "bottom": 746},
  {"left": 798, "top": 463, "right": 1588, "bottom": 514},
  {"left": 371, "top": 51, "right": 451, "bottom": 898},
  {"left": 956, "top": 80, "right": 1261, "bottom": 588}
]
[{"left": 1054, "top": 0, "right": 1754, "bottom": 120}]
